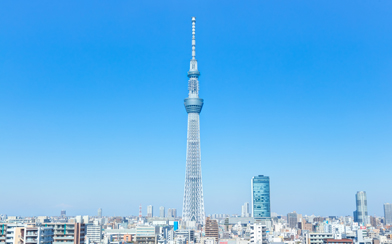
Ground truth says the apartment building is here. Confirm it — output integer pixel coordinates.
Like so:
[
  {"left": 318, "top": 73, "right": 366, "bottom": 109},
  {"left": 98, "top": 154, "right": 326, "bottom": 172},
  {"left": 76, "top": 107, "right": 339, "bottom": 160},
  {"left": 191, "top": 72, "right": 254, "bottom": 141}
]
[
  {"left": 0, "top": 224, "right": 53, "bottom": 244},
  {"left": 45, "top": 223, "right": 85, "bottom": 244}
]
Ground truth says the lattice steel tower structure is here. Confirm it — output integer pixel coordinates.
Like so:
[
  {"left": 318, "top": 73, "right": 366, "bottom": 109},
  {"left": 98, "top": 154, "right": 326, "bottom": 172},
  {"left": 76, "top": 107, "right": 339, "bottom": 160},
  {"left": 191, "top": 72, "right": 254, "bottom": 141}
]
[{"left": 182, "top": 16, "right": 205, "bottom": 225}]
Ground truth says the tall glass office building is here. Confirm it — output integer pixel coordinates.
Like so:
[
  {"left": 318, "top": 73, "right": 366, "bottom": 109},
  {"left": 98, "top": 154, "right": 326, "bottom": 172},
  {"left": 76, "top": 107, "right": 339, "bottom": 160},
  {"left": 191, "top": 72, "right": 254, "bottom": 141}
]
[
  {"left": 354, "top": 191, "right": 369, "bottom": 225},
  {"left": 251, "top": 175, "right": 271, "bottom": 218}
]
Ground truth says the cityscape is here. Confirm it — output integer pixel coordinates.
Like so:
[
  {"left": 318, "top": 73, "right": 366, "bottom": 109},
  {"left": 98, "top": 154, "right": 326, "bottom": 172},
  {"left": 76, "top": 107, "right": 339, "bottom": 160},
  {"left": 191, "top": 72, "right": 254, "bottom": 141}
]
[{"left": 1, "top": 2, "right": 391, "bottom": 244}]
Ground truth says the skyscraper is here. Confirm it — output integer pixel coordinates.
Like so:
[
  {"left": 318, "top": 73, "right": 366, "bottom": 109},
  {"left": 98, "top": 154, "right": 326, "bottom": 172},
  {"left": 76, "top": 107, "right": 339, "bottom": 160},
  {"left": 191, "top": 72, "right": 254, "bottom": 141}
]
[
  {"left": 251, "top": 175, "right": 271, "bottom": 218},
  {"left": 160, "top": 206, "right": 165, "bottom": 218},
  {"left": 98, "top": 208, "right": 102, "bottom": 218},
  {"left": 354, "top": 191, "right": 369, "bottom": 225},
  {"left": 182, "top": 16, "right": 205, "bottom": 226},
  {"left": 384, "top": 203, "right": 392, "bottom": 225},
  {"left": 147, "top": 205, "right": 153, "bottom": 218}
]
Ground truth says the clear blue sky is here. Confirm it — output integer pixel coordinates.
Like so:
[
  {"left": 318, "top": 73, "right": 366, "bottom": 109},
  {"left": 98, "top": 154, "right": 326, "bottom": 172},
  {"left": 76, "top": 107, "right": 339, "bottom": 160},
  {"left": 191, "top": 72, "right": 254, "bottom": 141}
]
[{"left": 1, "top": 0, "right": 391, "bottom": 218}]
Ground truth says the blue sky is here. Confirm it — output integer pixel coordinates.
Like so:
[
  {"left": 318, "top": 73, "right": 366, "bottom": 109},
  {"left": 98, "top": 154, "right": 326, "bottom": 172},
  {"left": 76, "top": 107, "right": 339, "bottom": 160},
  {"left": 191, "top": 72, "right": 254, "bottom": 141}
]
[{"left": 0, "top": 0, "right": 391, "bottom": 217}]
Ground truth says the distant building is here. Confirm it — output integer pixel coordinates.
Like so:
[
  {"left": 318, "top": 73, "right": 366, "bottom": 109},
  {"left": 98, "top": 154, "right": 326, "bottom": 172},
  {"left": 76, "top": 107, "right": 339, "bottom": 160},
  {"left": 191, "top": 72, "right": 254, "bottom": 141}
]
[
  {"left": 250, "top": 224, "right": 267, "bottom": 244},
  {"left": 369, "top": 216, "right": 377, "bottom": 227},
  {"left": 251, "top": 175, "right": 271, "bottom": 218},
  {"left": 98, "top": 208, "right": 102, "bottom": 218},
  {"left": 354, "top": 191, "right": 369, "bottom": 225},
  {"left": 287, "top": 211, "right": 298, "bottom": 229},
  {"left": 241, "top": 203, "right": 250, "bottom": 217},
  {"left": 168, "top": 209, "right": 177, "bottom": 218},
  {"left": 147, "top": 205, "right": 153, "bottom": 218},
  {"left": 61, "top": 210, "right": 66, "bottom": 218},
  {"left": 159, "top": 207, "right": 165, "bottom": 218},
  {"left": 205, "top": 218, "right": 219, "bottom": 242},
  {"left": 384, "top": 203, "right": 392, "bottom": 225}
]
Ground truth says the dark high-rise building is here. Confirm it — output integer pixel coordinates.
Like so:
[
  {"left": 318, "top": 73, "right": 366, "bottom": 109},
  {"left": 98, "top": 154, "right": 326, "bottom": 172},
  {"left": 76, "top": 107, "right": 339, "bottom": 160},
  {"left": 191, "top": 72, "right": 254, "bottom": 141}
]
[
  {"left": 370, "top": 216, "right": 377, "bottom": 227},
  {"left": 251, "top": 175, "right": 271, "bottom": 218},
  {"left": 205, "top": 217, "right": 219, "bottom": 242},
  {"left": 61, "top": 210, "right": 66, "bottom": 218}
]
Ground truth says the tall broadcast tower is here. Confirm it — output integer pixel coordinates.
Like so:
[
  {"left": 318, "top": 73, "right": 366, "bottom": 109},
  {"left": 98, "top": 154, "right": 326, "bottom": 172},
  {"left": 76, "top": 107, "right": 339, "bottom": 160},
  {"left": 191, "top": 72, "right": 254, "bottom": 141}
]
[{"left": 182, "top": 17, "right": 205, "bottom": 226}]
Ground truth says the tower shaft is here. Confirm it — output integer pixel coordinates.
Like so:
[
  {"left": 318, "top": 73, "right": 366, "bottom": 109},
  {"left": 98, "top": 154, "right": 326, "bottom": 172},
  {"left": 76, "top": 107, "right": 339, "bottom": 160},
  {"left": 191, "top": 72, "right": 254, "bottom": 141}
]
[{"left": 182, "top": 17, "right": 205, "bottom": 226}]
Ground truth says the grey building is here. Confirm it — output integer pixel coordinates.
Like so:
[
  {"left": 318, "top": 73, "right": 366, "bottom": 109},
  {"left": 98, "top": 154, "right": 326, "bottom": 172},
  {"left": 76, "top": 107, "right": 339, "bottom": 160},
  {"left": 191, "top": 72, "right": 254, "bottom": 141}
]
[
  {"left": 168, "top": 209, "right": 177, "bottom": 218},
  {"left": 354, "top": 191, "right": 369, "bottom": 225},
  {"left": 98, "top": 208, "right": 102, "bottom": 218},
  {"left": 384, "top": 203, "right": 392, "bottom": 225},
  {"left": 287, "top": 211, "right": 298, "bottom": 228},
  {"left": 147, "top": 205, "right": 153, "bottom": 218},
  {"left": 159, "top": 207, "right": 165, "bottom": 218},
  {"left": 251, "top": 175, "right": 271, "bottom": 218}
]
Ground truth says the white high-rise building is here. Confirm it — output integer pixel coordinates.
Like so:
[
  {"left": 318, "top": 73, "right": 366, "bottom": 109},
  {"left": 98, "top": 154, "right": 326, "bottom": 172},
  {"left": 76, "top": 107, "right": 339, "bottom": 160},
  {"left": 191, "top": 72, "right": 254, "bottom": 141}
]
[
  {"left": 241, "top": 203, "right": 250, "bottom": 217},
  {"left": 182, "top": 16, "right": 205, "bottom": 227},
  {"left": 147, "top": 205, "right": 153, "bottom": 218}
]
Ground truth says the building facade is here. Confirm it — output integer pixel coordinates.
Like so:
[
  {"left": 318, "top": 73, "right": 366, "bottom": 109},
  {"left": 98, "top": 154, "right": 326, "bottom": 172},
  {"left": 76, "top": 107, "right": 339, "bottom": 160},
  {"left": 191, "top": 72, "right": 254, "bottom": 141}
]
[
  {"left": 251, "top": 175, "right": 271, "bottom": 218},
  {"left": 205, "top": 218, "right": 219, "bottom": 242},
  {"left": 0, "top": 224, "right": 53, "bottom": 244},
  {"left": 86, "top": 224, "right": 101, "bottom": 243},
  {"left": 305, "top": 233, "right": 334, "bottom": 244},
  {"left": 250, "top": 224, "right": 267, "bottom": 244},
  {"left": 46, "top": 223, "right": 85, "bottom": 244}
]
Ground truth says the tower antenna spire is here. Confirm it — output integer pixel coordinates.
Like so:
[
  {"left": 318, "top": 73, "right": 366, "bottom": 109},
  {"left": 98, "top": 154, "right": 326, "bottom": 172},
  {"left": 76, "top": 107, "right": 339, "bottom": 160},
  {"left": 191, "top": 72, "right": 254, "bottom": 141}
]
[{"left": 192, "top": 17, "right": 196, "bottom": 59}]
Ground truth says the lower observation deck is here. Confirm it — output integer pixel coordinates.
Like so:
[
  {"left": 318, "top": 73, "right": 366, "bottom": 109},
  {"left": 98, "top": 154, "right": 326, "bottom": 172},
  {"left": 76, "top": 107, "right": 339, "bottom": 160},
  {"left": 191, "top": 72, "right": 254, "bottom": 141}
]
[{"left": 184, "top": 98, "right": 203, "bottom": 113}]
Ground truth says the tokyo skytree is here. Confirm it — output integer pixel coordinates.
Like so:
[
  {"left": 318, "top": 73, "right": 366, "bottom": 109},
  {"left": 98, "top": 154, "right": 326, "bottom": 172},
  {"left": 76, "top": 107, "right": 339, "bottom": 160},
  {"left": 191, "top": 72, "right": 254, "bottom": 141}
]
[{"left": 182, "top": 17, "right": 205, "bottom": 226}]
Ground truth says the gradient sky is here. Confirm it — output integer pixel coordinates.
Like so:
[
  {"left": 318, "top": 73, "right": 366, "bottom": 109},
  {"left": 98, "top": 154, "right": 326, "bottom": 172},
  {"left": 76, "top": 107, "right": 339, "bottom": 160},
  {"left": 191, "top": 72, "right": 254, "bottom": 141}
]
[{"left": 0, "top": 0, "right": 391, "bottom": 218}]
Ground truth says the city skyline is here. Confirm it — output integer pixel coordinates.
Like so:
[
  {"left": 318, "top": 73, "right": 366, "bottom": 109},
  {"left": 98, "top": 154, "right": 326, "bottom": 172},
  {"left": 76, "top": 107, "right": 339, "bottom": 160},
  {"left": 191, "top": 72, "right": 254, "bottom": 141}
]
[{"left": 1, "top": 0, "right": 391, "bottom": 217}]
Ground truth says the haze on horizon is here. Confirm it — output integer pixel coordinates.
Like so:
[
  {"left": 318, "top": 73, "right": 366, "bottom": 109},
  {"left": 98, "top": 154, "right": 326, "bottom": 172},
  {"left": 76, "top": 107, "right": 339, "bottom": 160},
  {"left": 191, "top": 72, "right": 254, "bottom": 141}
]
[{"left": 0, "top": 0, "right": 391, "bottom": 217}]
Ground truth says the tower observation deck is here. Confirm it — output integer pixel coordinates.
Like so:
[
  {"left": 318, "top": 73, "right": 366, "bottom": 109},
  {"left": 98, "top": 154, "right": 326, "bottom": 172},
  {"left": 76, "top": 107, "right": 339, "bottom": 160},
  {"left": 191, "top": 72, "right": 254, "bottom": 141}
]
[{"left": 182, "top": 17, "right": 205, "bottom": 227}]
